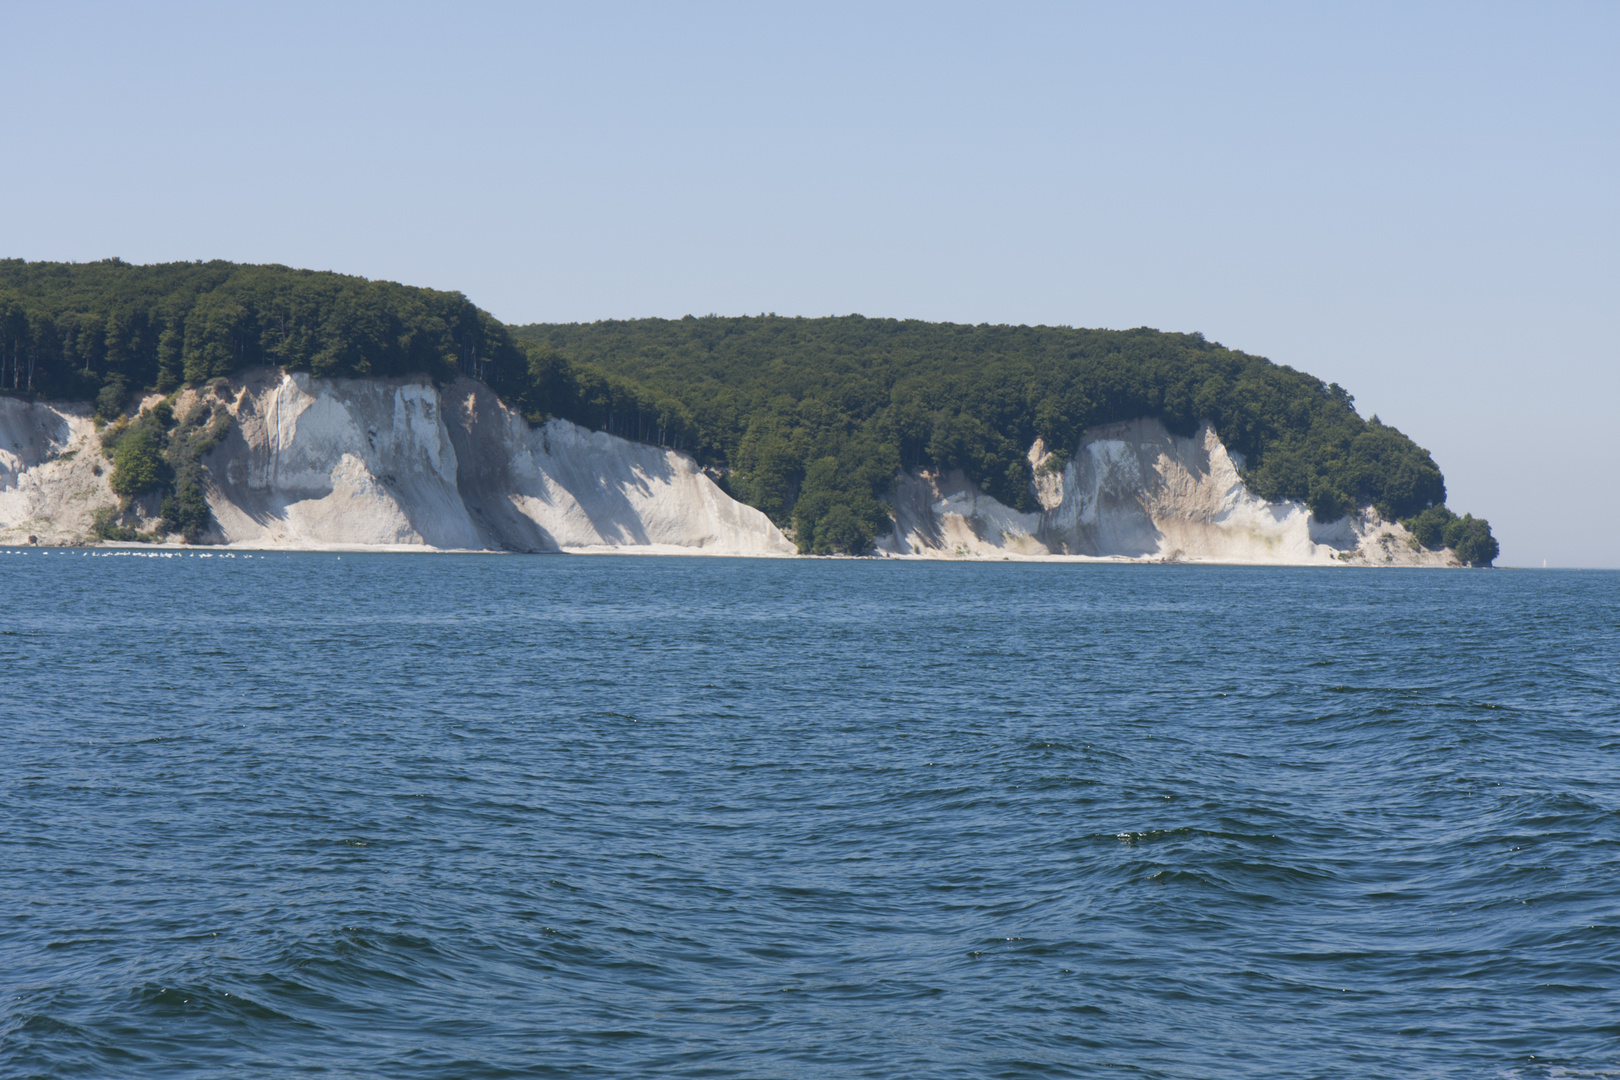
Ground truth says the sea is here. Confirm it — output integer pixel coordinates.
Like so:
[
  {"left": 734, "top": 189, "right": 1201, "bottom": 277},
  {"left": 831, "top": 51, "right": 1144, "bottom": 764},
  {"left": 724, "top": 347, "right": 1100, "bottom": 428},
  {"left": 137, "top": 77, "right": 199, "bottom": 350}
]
[{"left": 1, "top": 550, "right": 1616, "bottom": 1079}]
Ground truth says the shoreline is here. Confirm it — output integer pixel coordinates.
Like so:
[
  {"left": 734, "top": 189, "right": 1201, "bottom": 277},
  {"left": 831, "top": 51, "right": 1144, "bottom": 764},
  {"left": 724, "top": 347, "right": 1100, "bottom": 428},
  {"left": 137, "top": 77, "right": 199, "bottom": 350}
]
[{"left": 0, "top": 541, "right": 1484, "bottom": 567}]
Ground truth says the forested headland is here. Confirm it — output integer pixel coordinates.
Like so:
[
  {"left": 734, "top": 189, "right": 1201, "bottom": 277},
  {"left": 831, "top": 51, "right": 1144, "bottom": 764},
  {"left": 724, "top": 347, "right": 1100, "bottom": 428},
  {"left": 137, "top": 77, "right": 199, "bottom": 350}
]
[{"left": 0, "top": 259, "right": 1497, "bottom": 564}]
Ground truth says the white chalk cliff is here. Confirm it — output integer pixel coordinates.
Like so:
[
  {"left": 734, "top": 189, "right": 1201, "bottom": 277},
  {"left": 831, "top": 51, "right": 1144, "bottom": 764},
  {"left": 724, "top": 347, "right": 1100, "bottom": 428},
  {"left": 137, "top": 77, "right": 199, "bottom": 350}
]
[
  {"left": 878, "top": 419, "right": 1455, "bottom": 566},
  {"left": 1, "top": 372, "right": 1460, "bottom": 564},
  {"left": 0, "top": 396, "right": 113, "bottom": 546},
  {"left": 183, "top": 370, "right": 788, "bottom": 554},
  {"left": 1, "top": 372, "right": 792, "bottom": 555}
]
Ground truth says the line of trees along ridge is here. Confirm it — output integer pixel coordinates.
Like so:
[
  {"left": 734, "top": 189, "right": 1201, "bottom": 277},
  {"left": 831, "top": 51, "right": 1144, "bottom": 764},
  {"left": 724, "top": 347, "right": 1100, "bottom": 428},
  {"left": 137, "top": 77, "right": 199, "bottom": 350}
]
[{"left": 0, "top": 260, "right": 1496, "bottom": 564}]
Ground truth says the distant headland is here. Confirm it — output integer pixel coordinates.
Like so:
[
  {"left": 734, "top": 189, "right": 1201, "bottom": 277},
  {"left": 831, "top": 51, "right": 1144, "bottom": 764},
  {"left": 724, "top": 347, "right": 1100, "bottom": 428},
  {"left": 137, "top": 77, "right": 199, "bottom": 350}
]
[{"left": 0, "top": 259, "right": 1496, "bottom": 565}]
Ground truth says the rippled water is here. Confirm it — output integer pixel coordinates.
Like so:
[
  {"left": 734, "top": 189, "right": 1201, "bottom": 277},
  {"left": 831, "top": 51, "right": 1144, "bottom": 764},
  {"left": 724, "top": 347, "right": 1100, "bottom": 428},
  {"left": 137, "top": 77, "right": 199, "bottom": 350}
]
[{"left": 2, "top": 551, "right": 1617, "bottom": 1079}]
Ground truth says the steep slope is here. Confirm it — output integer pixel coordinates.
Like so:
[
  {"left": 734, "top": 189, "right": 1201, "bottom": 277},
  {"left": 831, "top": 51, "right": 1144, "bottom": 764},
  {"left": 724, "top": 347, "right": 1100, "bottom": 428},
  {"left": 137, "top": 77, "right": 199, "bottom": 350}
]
[
  {"left": 189, "top": 371, "right": 793, "bottom": 554},
  {"left": 880, "top": 419, "right": 1454, "bottom": 565},
  {"left": 0, "top": 397, "right": 114, "bottom": 545}
]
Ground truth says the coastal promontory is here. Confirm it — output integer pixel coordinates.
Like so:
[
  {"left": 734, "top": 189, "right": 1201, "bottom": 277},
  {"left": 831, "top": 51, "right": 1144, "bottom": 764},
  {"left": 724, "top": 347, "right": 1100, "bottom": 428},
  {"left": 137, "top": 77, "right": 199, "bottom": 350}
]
[{"left": 0, "top": 259, "right": 1497, "bottom": 565}]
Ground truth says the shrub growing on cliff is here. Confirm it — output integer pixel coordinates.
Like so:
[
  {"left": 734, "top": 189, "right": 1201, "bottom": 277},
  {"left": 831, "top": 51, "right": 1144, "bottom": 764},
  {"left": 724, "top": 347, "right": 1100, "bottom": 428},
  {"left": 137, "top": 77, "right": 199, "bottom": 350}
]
[
  {"left": 1406, "top": 505, "right": 1456, "bottom": 549},
  {"left": 1307, "top": 482, "right": 1352, "bottom": 525},
  {"left": 95, "top": 375, "right": 129, "bottom": 421},
  {"left": 101, "top": 396, "right": 229, "bottom": 542},
  {"left": 109, "top": 424, "right": 167, "bottom": 496},
  {"left": 1402, "top": 504, "right": 1499, "bottom": 566},
  {"left": 789, "top": 455, "right": 890, "bottom": 554},
  {"left": 156, "top": 402, "right": 231, "bottom": 542},
  {"left": 91, "top": 505, "right": 141, "bottom": 542},
  {"left": 159, "top": 464, "right": 211, "bottom": 541},
  {"left": 1444, "top": 514, "right": 1498, "bottom": 567}
]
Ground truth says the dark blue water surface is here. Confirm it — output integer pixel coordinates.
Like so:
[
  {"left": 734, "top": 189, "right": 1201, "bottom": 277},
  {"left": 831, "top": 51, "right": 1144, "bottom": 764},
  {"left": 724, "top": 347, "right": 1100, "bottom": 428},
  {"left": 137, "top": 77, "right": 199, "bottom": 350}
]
[{"left": 2, "top": 551, "right": 1617, "bottom": 1079}]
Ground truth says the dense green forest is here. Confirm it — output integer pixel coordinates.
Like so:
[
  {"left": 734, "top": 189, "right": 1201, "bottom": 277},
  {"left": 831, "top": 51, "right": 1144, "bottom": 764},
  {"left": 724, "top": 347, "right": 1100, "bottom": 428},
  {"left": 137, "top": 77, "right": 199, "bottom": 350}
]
[
  {"left": 0, "top": 259, "right": 1496, "bottom": 563},
  {"left": 0, "top": 258, "right": 523, "bottom": 405}
]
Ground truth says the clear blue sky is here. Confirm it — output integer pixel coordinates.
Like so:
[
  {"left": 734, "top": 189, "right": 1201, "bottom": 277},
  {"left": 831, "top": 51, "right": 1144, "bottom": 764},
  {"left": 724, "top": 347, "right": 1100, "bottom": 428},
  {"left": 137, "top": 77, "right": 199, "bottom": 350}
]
[{"left": 3, "top": 1, "right": 1615, "bottom": 566}]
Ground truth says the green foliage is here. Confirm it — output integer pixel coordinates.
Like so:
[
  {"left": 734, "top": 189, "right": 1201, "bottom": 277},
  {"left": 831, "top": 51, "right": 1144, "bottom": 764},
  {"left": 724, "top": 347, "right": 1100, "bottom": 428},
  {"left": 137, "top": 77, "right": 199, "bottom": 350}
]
[
  {"left": 1036, "top": 448, "right": 1070, "bottom": 476},
  {"left": 1403, "top": 504, "right": 1499, "bottom": 566},
  {"left": 0, "top": 258, "right": 524, "bottom": 402},
  {"left": 1307, "top": 482, "right": 1351, "bottom": 525},
  {"left": 1447, "top": 515, "right": 1498, "bottom": 567},
  {"left": 1406, "top": 504, "right": 1455, "bottom": 549},
  {"left": 0, "top": 260, "right": 1496, "bottom": 559},
  {"left": 95, "top": 374, "right": 129, "bottom": 421},
  {"left": 514, "top": 343, "right": 696, "bottom": 450},
  {"left": 100, "top": 393, "right": 233, "bottom": 542},
  {"left": 158, "top": 470, "right": 210, "bottom": 540},
  {"left": 109, "top": 421, "right": 168, "bottom": 497},
  {"left": 157, "top": 400, "right": 233, "bottom": 542},
  {"left": 509, "top": 316, "right": 1482, "bottom": 552},
  {"left": 91, "top": 505, "right": 154, "bottom": 543},
  {"left": 790, "top": 455, "right": 892, "bottom": 554}
]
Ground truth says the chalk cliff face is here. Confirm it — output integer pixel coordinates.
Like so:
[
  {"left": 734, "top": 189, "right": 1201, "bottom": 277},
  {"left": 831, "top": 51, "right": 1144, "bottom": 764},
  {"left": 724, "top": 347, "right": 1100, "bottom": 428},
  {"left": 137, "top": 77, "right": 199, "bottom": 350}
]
[
  {"left": 0, "top": 396, "right": 115, "bottom": 546},
  {"left": 878, "top": 419, "right": 1456, "bottom": 566},
  {"left": 1, "top": 372, "right": 794, "bottom": 554},
  {"left": 199, "top": 371, "right": 795, "bottom": 554},
  {"left": 1, "top": 374, "right": 1461, "bottom": 564}
]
